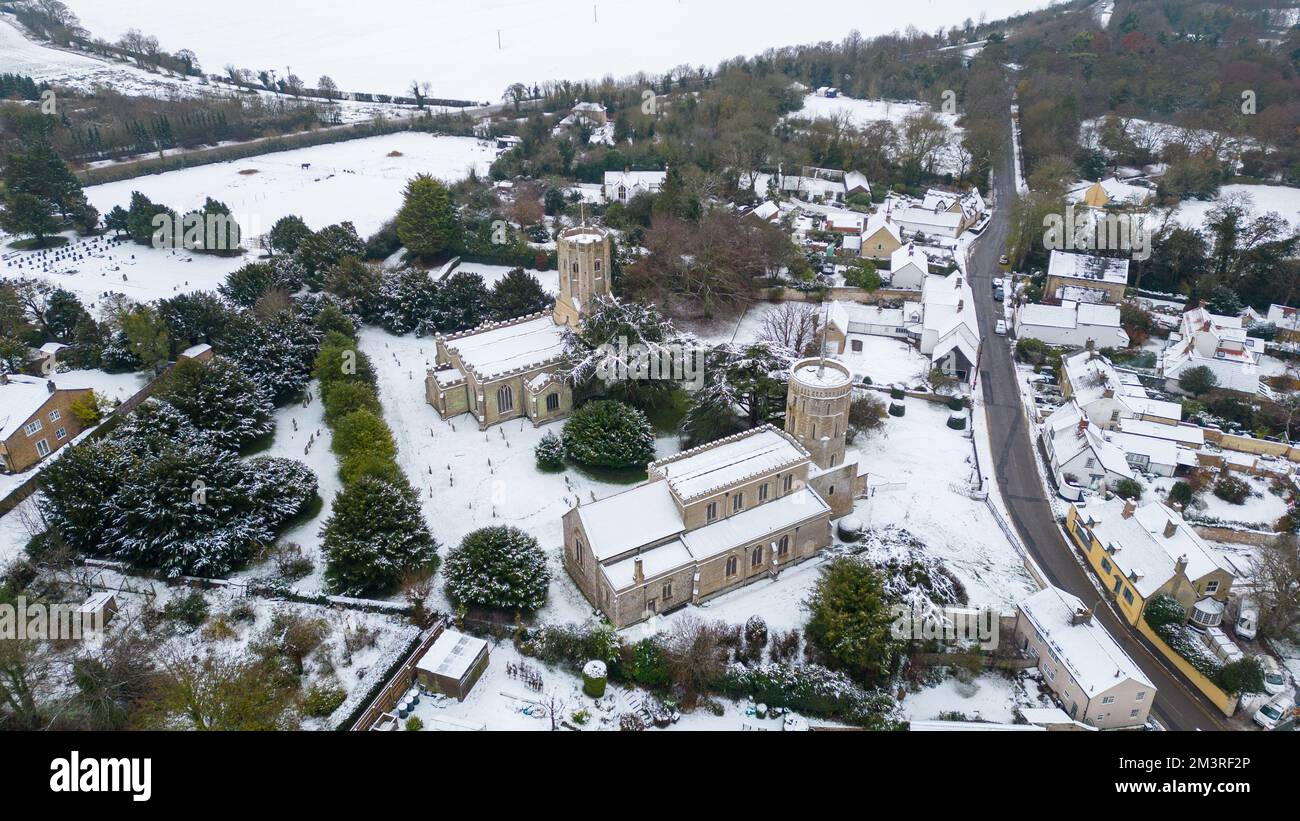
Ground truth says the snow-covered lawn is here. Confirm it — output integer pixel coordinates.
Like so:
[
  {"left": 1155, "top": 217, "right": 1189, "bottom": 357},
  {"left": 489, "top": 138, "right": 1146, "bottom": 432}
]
[
  {"left": 63, "top": 0, "right": 1052, "bottom": 100},
  {"left": 840, "top": 335, "right": 930, "bottom": 388},
  {"left": 853, "top": 398, "right": 1038, "bottom": 610},
  {"left": 1172, "top": 184, "right": 1300, "bottom": 231},
  {"left": 452, "top": 262, "right": 558, "bottom": 296},
  {"left": 356, "top": 326, "right": 684, "bottom": 618},
  {"left": 1148, "top": 474, "right": 1288, "bottom": 531},
  {"left": 84, "top": 132, "right": 495, "bottom": 238},
  {"left": 902, "top": 670, "right": 1043, "bottom": 723}
]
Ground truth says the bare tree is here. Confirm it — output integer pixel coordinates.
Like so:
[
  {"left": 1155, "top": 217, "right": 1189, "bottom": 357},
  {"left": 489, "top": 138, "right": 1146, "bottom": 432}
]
[
  {"left": 758, "top": 302, "right": 822, "bottom": 356},
  {"left": 1251, "top": 534, "right": 1300, "bottom": 641}
]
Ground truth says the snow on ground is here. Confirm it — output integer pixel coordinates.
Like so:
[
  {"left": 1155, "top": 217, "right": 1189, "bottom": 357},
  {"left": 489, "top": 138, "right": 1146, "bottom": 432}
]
[
  {"left": 790, "top": 94, "right": 965, "bottom": 174},
  {"left": 901, "top": 671, "right": 1043, "bottom": 723},
  {"left": 1172, "top": 184, "right": 1300, "bottom": 231},
  {"left": 356, "top": 325, "right": 684, "bottom": 617},
  {"left": 64, "top": 0, "right": 1054, "bottom": 101},
  {"left": 2, "top": 133, "right": 494, "bottom": 306},
  {"left": 84, "top": 133, "right": 495, "bottom": 238},
  {"left": 229, "top": 381, "right": 338, "bottom": 592},
  {"left": 0, "top": 495, "right": 43, "bottom": 567},
  {"left": 403, "top": 638, "right": 827, "bottom": 731},
  {"left": 1148, "top": 474, "right": 1287, "bottom": 531},
  {"left": 1080, "top": 116, "right": 1260, "bottom": 163},
  {"left": 853, "top": 398, "right": 1037, "bottom": 610},
  {"left": 451, "top": 263, "right": 558, "bottom": 296},
  {"left": 840, "top": 335, "right": 930, "bottom": 388},
  {"left": 647, "top": 553, "right": 828, "bottom": 636}
]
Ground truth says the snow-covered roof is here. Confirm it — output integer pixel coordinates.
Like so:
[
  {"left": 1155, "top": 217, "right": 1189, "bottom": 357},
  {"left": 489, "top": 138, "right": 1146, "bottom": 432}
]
[
  {"left": 824, "top": 210, "right": 864, "bottom": 232},
  {"left": 577, "top": 480, "right": 686, "bottom": 562},
  {"left": 862, "top": 213, "right": 902, "bottom": 243},
  {"left": 1019, "top": 585, "right": 1154, "bottom": 697},
  {"left": 602, "top": 538, "right": 694, "bottom": 591},
  {"left": 1047, "top": 251, "right": 1129, "bottom": 285},
  {"left": 1045, "top": 402, "right": 1134, "bottom": 479},
  {"left": 792, "top": 361, "right": 851, "bottom": 389},
  {"left": 1116, "top": 418, "right": 1203, "bottom": 447},
  {"left": 416, "top": 629, "right": 487, "bottom": 681},
  {"left": 1110, "top": 431, "right": 1179, "bottom": 469},
  {"left": 648, "top": 425, "right": 809, "bottom": 501},
  {"left": 0, "top": 375, "right": 79, "bottom": 440},
  {"left": 920, "top": 271, "right": 979, "bottom": 367},
  {"left": 680, "top": 487, "right": 828, "bottom": 560},
  {"left": 1070, "top": 176, "right": 1153, "bottom": 206},
  {"left": 1061, "top": 350, "right": 1180, "bottom": 423},
  {"left": 603, "top": 170, "right": 666, "bottom": 190},
  {"left": 180, "top": 342, "right": 212, "bottom": 359},
  {"left": 1076, "top": 497, "right": 1234, "bottom": 598},
  {"left": 38, "top": 342, "right": 67, "bottom": 355},
  {"left": 890, "top": 242, "right": 930, "bottom": 275},
  {"left": 443, "top": 314, "right": 565, "bottom": 380}
]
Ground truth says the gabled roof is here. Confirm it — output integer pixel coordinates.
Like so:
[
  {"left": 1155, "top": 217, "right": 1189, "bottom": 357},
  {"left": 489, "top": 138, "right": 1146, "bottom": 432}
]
[
  {"left": 0, "top": 375, "right": 84, "bottom": 440},
  {"left": 648, "top": 425, "right": 808, "bottom": 501},
  {"left": 1047, "top": 251, "right": 1129, "bottom": 285},
  {"left": 1019, "top": 585, "right": 1154, "bottom": 697},
  {"left": 577, "top": 480, "right": 686, "bottom": 562},
  {"left": 1044, "top": 402, "right": 1134, "bottom": 479}
]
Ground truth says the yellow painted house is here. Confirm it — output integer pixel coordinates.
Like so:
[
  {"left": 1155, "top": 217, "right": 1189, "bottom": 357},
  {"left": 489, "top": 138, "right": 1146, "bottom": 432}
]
[{"left": 1065, "top": 497, "right": 1236, "bottom": 627}]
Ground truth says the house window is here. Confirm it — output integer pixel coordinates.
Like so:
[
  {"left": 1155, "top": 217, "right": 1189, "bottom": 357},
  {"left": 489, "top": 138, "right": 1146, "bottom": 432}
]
[
  {"left": 1135, "top": 691, "right": 1146, "bottom": 701},
  {"left": 546, "top": 392, "right": 560, "bottom": 412},
  {"left": 706, "top": 502, "right": 717, "bottom": 522},
  {"left": 496, "top": 385, "right": 514, "bottom": 413},
  {"left": 1122, "top": 588, "right": 1134, "bottom": 604},
  {"left": 783, "top": 475, "right": 793, "bottom": 493},
  {"left": 35, "top": 439, "right": 50, "bottom": 457},
  {"left": 1085, "top": 458, "right": 1096, "bottom": 469},
  {"left": 1129, "top": 709, "right": 1140, "bottom": 718},
  {"left": 594, "top": 260, "right": 602, "bottom": 273},
  {"left": 758, "top": 483, "right": 769, "bottom": 502},
  {"left": 1110, "top": 410, "right": 1120, "bottom": 422},
  {"left": 48, "top": 409, "right": 61, "bottom": 422},
  {"left": 1101, "top": 558, "right": 1112, "bottom": 574},
  {"left": 55, "top": 427, "right": 66, "bottom": 440},
  {"left": 23, "top": 419, "right": 42, "bottom": 436},
  {"left": 1102, "top": 695, "right": 1115, "bottom": 705},
  {"left": 725, "top": 556, "right": 737, "bottom": 577},
  {"left": 662, "top": 582, "right": 672, "bottom": 601},
  {"left": 777, "top": 535, "right": 789, "bottom": 557},
  {"left": 575, "top": 538, "right": 584, "bottom": 566},
  {"left": 751, "top": 546, "right": 763, "bottom": 567},
  {"left": 1205, "top": 580, "right": 1220, "bottom": 595},
  {"left": 571, "top": 261, "right": 579, "bottom": 273},
  {"left": 828, "top": 485, "right": 835, "bottom": 495},
  {"left": 732, "top": 493, "right": 743, "bottom": 512}
]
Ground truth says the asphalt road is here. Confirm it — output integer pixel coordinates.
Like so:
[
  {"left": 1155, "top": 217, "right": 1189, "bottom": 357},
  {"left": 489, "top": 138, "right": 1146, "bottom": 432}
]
[{"left": 967, "top": 121, "right": 1228, "bottom": 732}]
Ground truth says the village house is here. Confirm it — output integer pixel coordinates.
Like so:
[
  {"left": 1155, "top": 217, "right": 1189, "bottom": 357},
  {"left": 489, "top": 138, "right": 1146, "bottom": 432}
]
[
  {"left": 1013, "top": 300, "right": 1129, "bottom": 350},
  {"left": 886, "top": 242, "right": 930, "bottom": 290},
  {"left": 426, "top": 225, "right": 611, "bottom": 429},
  {"left": 1014, "top": 585, "right": 1156, "bottom": 729},
  {"left": 859, "top": 213, "right": 903, "bottom": 260},
  {"left": 1264, "top": 303, "right": 1300, "bottom": 342},
  {"left": 1065, "top": 497, "right": 1236, "bottom": 629},
  {"left": 1043, "top": 250, "right": 1129, "bottom": 304},
  {"left": 1042, "top": 401, "right": 1134, "bottom": 492},
  {"left": 562, "top": 357, "right": 864, "bottom": 628},
  {"left": 1160, "top": 304, "right": 1264, "bottom": 395},
  {"left": 758, "top": 166, "right": 869, "bottom": 205},
  {"left": 885, "top": 187, "right": 987, "bottom": 240},
  {"left": 824, "top": 269, "right": 978, "bottom": 384},
  {"left": 602, "top": 170, "right": 667, "bottom": 203},
  {"left": 1070, "top": 176, "right": 1154, "bottom": 209},
  {"left": 1060, "top": 349, "right": 1182, "bottom": 429},
  {"left": 0, "top": 374, "right": 94, "bottom": 473}
]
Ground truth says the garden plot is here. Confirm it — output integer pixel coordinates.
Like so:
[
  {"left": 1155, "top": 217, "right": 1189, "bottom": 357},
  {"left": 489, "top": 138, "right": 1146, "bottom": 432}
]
[
  {"left": 901, "top": 670, "right": 1044, "bottom": 723},
  {"left": 839, "top": 336, "right": 930, "bottom": 388},
  {"left": 1147, "top": 474, "right": 1288, "bottom": 532},
  {"left": 852, "top": 399, "right": 1037, "bottom": 610},
  {"left": 84, "top": 132, "right": 495, "bottom": 238},
  {"left": 356, "top": 326, "right": 684, "bottom": 619}
]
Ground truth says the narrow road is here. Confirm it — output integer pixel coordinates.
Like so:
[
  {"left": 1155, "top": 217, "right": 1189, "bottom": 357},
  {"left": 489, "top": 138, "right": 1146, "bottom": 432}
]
[{"left": 966, "top": 114, "right": 1227, "bottom": 731}]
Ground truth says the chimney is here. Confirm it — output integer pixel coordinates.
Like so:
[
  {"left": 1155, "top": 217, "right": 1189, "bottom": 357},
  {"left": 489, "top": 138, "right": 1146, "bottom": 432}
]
[
  {"left": 633, "top": 556, "right": 644, "bottom": 586},
  {"left": 1171, "top": 501, "right": 1184, "bottom": 513},
  {"left": 1175, "top": 553, "right": 1189, "bottom": 576},
  {"left": 46, "top": 379, "right": 56, "bottom": 394},
  {"left": 1102, "top": 387, "right": 1114, "bottom": 398},
  {"left": 1085, "top": 338, "right": 1095, "bottom": 352},
  {"left": 1070, "top": 607, "right": 1093, "bottom": 626},
  {"left": 1121, "top": 499, "right": 1136, "bottom": 519},
  {"left": 1164, "top": 519, "right": 1179, "bottom": 539}
]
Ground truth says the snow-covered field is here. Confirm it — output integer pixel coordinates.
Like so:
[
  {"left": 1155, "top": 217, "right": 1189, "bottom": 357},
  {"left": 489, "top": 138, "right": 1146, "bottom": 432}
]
[
  {"left": 2, "top": 133, "right": 495, "bottom": 307},
  {"left": 1172, "top": 184, "right": 1300, "bottom": 231},
  {"left": 356, "top": 326, "right": 684, "bottom": 618},
  {"left": 84, "top": 133, "right": 495, "bottom": 238},
  {"left": 63, "top": 0, "right": 1053, "bottom": 101}
]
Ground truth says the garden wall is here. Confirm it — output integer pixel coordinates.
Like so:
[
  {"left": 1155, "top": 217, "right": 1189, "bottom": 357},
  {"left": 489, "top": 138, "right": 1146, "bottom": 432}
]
[{"left": 1135, "top": 618, "right": 1238, "bottom": 717}]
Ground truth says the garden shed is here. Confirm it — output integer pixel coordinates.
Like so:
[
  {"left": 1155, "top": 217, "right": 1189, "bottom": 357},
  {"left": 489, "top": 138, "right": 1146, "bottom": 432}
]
[{"left": 415, "top": 629, "right": 490, "bottom": 701}]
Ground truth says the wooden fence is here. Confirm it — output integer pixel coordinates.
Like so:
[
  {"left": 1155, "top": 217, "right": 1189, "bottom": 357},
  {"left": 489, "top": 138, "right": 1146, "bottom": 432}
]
[{"left": 349, "top": 620, "right": 447, "bottom": 732}]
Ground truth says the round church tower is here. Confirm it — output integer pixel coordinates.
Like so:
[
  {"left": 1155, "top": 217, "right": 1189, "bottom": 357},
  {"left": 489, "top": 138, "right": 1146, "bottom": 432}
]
[
  {"left": 553, "top": 225, "right": 611, "bottom": 327},
  {"left": 785, "top": 357, "right": 853, "bottom": 470}
]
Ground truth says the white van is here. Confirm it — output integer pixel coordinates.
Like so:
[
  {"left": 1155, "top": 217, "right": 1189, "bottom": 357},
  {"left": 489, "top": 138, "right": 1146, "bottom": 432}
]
[
  {"left": 1260, "top": 656, "right": 1290, "bottom": 696},
  {"left": 1235, "top": 598, "right": 1258, "bottom": 641},
  {"left": 1253, "top": 694, "right": 1293, "bottom": 730}
]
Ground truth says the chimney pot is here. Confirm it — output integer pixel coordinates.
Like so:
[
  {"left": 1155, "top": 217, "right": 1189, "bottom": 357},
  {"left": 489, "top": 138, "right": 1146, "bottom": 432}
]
[
  {"left": 46, "top": 379, "right": 55, "bottom": 394},
  {"left": 1164, "top": 519, "right": 1179, "bottom": 539},
  {"left": 1121, "top": 499, "right": 1136, "bottom": 519}
]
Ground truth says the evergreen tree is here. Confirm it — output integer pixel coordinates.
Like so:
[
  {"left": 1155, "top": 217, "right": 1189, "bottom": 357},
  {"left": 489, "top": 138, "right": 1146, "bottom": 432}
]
[
  {"left": 217, "top": 310, "right": 318, "bottom": 405},
  {"left": 804, "top": 558, "right": 903, "bottom": 686},
  {"left": 42, "top": 288, "right": 89, "bottom": 341},
  {"left": 443, "top": 525, "right": 550, "bottom": 611},
  {"left": 486, "top": 267, "right": 552, "bottom": 320},
  {"left": 268, "top": 214, "right": 312, "bottom": 256},
  {"left": 321, "top": 477, "right": 438, "bottom": 597},
  {"left": 153, "top": 357, "right": 274, "bottom": 451},
  {"left": 157, "top": 291, "right": 233, "bottom": 351},
  {"left": 377, "top": 267, "right": 439, "bottom": 335},
  {"left": 395, "top": 174, "right": 459, "bottom": 259},
  {"left": 561, "top": 399, "right": 656, "bottom": 469},
  {"left": 0, "top": 192, "right": 59, "bottom": 245},
  {"left": 435, "top": 270, "right": 489, "bottom": 332},
  {"left": 296, "top": 221, "right": 363, "bottom": 284},
  {"left": 118, "top": 303, "right": 171, "bottom": 370}
]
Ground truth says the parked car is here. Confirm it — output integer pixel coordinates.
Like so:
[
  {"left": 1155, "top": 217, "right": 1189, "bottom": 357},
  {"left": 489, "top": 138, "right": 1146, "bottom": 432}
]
[
  {"left": 1260, "top": 656, "right": 1290, "bottom": 696},
  {"left": 999, "top": 254, "right": 1009, "bottom": 266},
  {"left": 994, "top": 319, "right": 1007, "bottom": 335},
  {"left": 994, "top": 287, "right": 1004, "bottom": 302},
  {"left": 1253, "top": 694, "right": 1294, "bottom": 730},
  {"left": 1235, "top": 598, "right": 1258, "bottom": 641}
]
